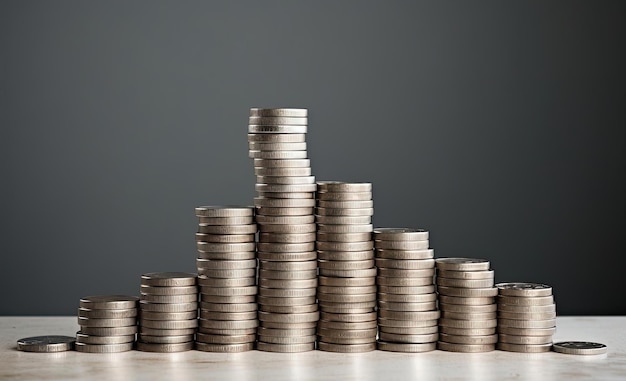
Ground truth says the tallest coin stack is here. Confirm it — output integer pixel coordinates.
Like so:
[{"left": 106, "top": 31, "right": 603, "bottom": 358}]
[{"left": 248, "top": 108, "right": 319, "bottom": 353}]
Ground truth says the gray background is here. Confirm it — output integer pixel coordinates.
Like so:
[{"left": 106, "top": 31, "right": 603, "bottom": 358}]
[{"left": 1, "top": 1, "right": 623, "bottom": 315}]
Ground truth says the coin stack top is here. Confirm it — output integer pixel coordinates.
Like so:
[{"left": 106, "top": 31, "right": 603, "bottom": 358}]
[
  {"left": 496, "top": 282, "right": 557, "bottom": 353},
  {"left": 249, "top": 107, "right": 318, "bottom": 353},
  {"left": 137, "top": 272, "right": 197, "bottom": 352},
  {"left": 316, "top": 182, "right": 377, "bottom": 353},
  {"left": 375, "top": 228, "right": 438, "bottom": 353},
  {"left": 435, "top": 258, "right": 497, "bottom": 353},
  {"left": 76, "top": 295, "right": 138, "bottom": 353},
  {"left": 195, "top": 206, "right": 257, "bottom": 353}
]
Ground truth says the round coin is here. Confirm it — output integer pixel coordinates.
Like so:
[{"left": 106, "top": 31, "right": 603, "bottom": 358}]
[
  {"left": 496, "top": 283, "right": 553, "bottom": 297},
  {"left": 75, "top": 342, "right": 134, "bottom": 353},
  {"left": 16, "top": 336, "right": 75, "bottom": 352},
  {"left": 136, "top": 341, "right": 194, "bottom": 352},
  {"left": 141, "top": 272, "right": 197, "bottom": 287},
  {"left": 435, "top": 258, "right": 490, "bottom": 271},
  {"left": 79, "top": 295, "right": 139, "bottom": 310},
  {"left": 552, "top": 341, "right": 607, "bottom": 355},
  {"left": 249, "top": 108, "right": 307, "bottom": 117}
]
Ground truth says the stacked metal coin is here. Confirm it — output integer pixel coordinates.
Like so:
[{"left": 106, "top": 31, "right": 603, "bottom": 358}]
[
  {"left": 76, "top": 295, "right": 138, "bottom": 353},
  {"left": 496, "top": 282, "right": 557, "bottom": 353},
  {"left": 137, "top": 272, "right": 197, "bottom": 352},
  {"left": 315, "top": 181, "right": 376, "bottom": 353},
  {"left": 194, "top": 206, "right": 258, "bottom": 353},
  {"left": 375, "top": 229, "right": 439, "bottom": 353},
  {"left": 435, "top": 258, "right": 498, "bottom": 352},
  {"left": 248, "top": 107, "right": 319, "bottom": 353}
]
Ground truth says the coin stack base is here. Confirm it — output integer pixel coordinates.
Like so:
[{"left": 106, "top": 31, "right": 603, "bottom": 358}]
[
  {"left": 249, "top": 108, "right": 318, "bottom": 353},
  {"left": 76, "top": 295, "right": 138, "bottom": 353},
  {"left": 375, "top": 228, "right": 438, "bottom": 352},
  {"left": 435, "top": 258, "right": 497, "bottom": 353},
  {"left": 195, "top": 206, "right": 258, "bottom": 352},
  {"left": 496, "top": 282, "right": 557, "bottom": 353},
  {"left": 316, "top": 182, "right": 376, "bottom": 353},
  {"left": 137, "top": 272, "right": 197, "bottom": 352}
]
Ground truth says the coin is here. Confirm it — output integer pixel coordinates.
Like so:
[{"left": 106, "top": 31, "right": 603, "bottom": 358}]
[
  {"left": 139, "top": 310, "right": 198, "bottom": 320},
  {"left": 317, "top": 241, "right": 373, "bottom": 252},
  {"left": 249, "top": 116, "right": 308, "bottom": 125},
  {"left": 438, "top": 319, "right": 497, "bottom": 329},
  {"left": 198, "top": 268, "right": 256, "bottom": 279},
  {"left": 497, "top": 311, "right": 557, "bottom": 320},
  {"left": 139, "top": 319, "right": 197, "bottom": 330},
  {"left": 318, "top": 285, "right": 377, "bottom": 294},
  {"left": 375, "top": 258, "right": 435, "bottom": 270},
  {"left": 136, "top": 341, "right": 194, "bottom": 352},
  {"left": 258, "top": 335, "right": 316, "bottom": 345},
  {"left": 138, "top": 334, "right": 193, "bottom": 344},
  {"left": 198, "top": 319, "right": 258, "bottom": 330},
  {"left": 75, "top": 333, "right": 135, "bottom": 345},
  {"left": 255, "top": 183, "right": 317, "bottom": 193},
  {"left": 319, "top": 268, "right": 377, "bottom": 278},
  {"left": 140, "top": 285, "right": 198, "bottom": 295},
  {"left": 200, "top": 302, "right": 257, "bottom": 313},
  {"left": 78, "top": 308, "right": 137, "bottom": 319},
  {"left": 375, "top": 240, "right": 429, "bottom": 250},
  {"left": 258, "top": 269, "right": 317, "bottom": 280},
  {"left": 248, "top": 126, "right": 308, "bottom": 134},
  {"left": 257, "top": 251, "right": 317, "bottom": 261},
  {"left": 378, "top": 332, "right": 438, "bottom": 343},
  {"left": 377, "top": 341, "right": 436, "bottom": 353},
  {"left": 200, "top": 294, "right": 255, "bottom": 304},
  {"left": 256, "top": 175, "right": 315, "bottom": 185},
  {"left": 436, "top": 286, "right": 498, "bottom": 297},
  {"left": 250, "top": 108, "right": 307, "bottom": 117},
  {"left": 378, "top": 292, "right": 437, "bottom": 303},
  {"left": 258, "top": 327, "right": 317, "bottom": 337},
  {"left": 198, "top": 216, "right": 254, "bottom": 225},
  {"left": 257, "top": 342, "right": 315, "bottom": 353},
  {"left": 438, "top": 303, "right": 497, "bottom": 313},
  {"left": 497, "top": 304, "right": 556, "bottom": 313},
  {"left": 79, "top": 295, "right": 139, "bottom": 310},
  {"left": 256, "top": 207, "right": 314, "bottom": 216},
  {"left": 497, "top": 326, "right": 557, "bottom": 336},
  {"left": 439, "top": 326, "right": 496, "bottom": 336},
  {"left": 196, "top": 259, "right": 257, "bottom": 270},
  {"left": 139, "top": 327, "right": 196, "bottom": 336},
  {"left": 194, "top": 206, "right": 253, "bottom": 217},
  {"left": 196, "top": 342, "right": 255, "bottom": 352},
  {"left": 378, "top": 310, "right": 440, "bottom": 321},
  {"left": 376, "top": 249, "right": 434, "bottom": 260},
  {"left": 77, "top": 317, "right": 137, "bottom": 328},
  {"left": 199, "top": 311, "right": 257, "bottom": 321},
  {"left": 257, "top": 295, "right": 316, "bottom": 307},
  {"left": 317, "top": 200, "right": 374, "bottom": 209},
  {"left": 497, "top": 342, "right": 552, "bottom": 353},
  {"left": 320, "top": 311, "right": 377, "bottom": 323},
  {"left": 198, "top": 327, "right": 256, "bottom": 335},
  {"left": 376, "top": 277, "right": 433, "bottom": 287},
  {"left": 259, "top": 232, "right": 316, "bottom": 243},
  {"left": 316, "top": 182, "right": 372, "bottom": 193},
  {"left": 378, "top": 285, "right": 435, "bottom": 295},
  {"left": 196, "top": 233, "right": 255, "bottom": 243},
  {"left": 139, "top": 301, "right": 198, "bottom": 312},
  {"left": 498, "top": 334, "right": 553, "bottom": 345},
  {"left": 436, "top": 277, "right": 494, "bottom": 288},
  {"left": 439, "top": 333, "right": 498, "bottom": 345},
  {"left": 552, "top": 341, "right": 607, "bottom": 355},
  {"left": 80, "top": 326, "right": 138, "bottom": 336},
  {"left": 196, "top": 242, "right": 256, "bottom": 253},
  {"left": 315, "top": 215, "right": 372, "bottom": 225},
  {"left": 379, "top": 326, "right": 439, "bottom": 335},
  {"left": 377, "top": 318, "right": 439, "bottom": 328},
  {"left": 198, "top": 276, "right": 256, "bottom": 288},
  {"left": 16, "top": 336, "right": 75, "bottom": 352},
  {"left": 258, "top": 278, "right": 317, "bottom": 288},
  {"left": 198, "top": 224, "right": 257, "bottom": 235},
  {"left": 258, "top": 191, "right": 314, "bottom": 199},
  {"left": 140, "top": 293, "right": 198, "bottom": 304},
  {"left": 437, "top": 341, "right": 495, "bottom": 352},
  {"left": 195, "top": 333, "right": 256, "bottom": 344},
  {"left": 75, "top": 342, "right": 134, "bottom": 353},
  {"left": 253, "top": 158, "right": 310, "bottom": 166},
  {"left": 259, "top": 260, "right": 317, "bottom": 271},
  {"left": 257, "top": 242, "right": 315, "bottom": 252},
  {"left": 435, "top": 258, "right": 490, "bottom": 271},
  {"left": 315, "top": 207, "right": 374, "bottom": 217},
  {"left": 496, "top": 282, "right": 553, "bottom": 297},
  {"left": 318, "top": 276, "right": 374, "bottom": 287},
  {"left": 250, "top": 142, "right": 308, "bottom": 151},
  {"left": 260, "top": 303, "right": 317, "bottom": 313},
  {"left": 317, "top": 191, "right": 372, "bottom": 201},
  {"left": 317, "top": 250, "right": 374, "bottom": 262},
  {"left": 373, "top": 228, "right": 429, "bottom": 241},
  {"left": 497, "top": 295, "right": 554, "bottom": 306},
  {"left": 378, "top": 301, "right": 437, "bottom": 312},
  {"left": 437, "top": 269, "right": 494, "bottom": 280},
  {"left": 497, "top": 318, "right": 556, "bottom": 329},
  {"left": 259, "top": 223, "right": 317, "bottom": 233},
  {"left": 141, "top": 273, "right": 197, "bottom": 287},
  {"left": 317, "top": 232, "right": 373, "bottom": 242},
  {"left": 378, "top": 268, "right": 434, "bottom": 278}
]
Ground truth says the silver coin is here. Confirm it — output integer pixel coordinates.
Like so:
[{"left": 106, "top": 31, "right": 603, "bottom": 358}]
[
  {"left": 196, "top": 251, "right": 257, "bottom": 260},
  {"left": 316, "top": 182, "right": 372, "bottom": 193},
  {"left": 379, "top": 332, "right": 439, "bottom": 344},
  {"left": 552, "top": 341, "right": 607, "bottom": 355},
  {"left": 436, "top": 286, "right": 498, "bottom": 298},
  {"left": 257, "top": 342, "right": 315, "bottom": 353},
  {"left": 438, "top": 295, "right": 495, "bottom": 305},
  {"left": 249, "top": 142, "right": 307, "bottom": 151},
  {"left": 199, "top": 285, "right": 257, "bottom": 297},
  {"left": 139, "top": 319, "right": 197, "bottom": 330},
  {"left": 139, "top": 310, "right": 198, "bottom": 320},
  {"left": 136, "top": 341, "right": 194, "bottom": 353},
  {"left": 196, "top": 241, "right": 256, "bottom": 253},
  {"left": 76, "top": 342, "right": 134, "bottom": 353},
  {"left": 259, "top": 303, "right": 318, "bottom": 313},
  {"left": 498, "top": 318, "right": 556, "bottom": 329},
  {"left": 318, "top": 260, "right": 375, "bottom": 271},
  {"left": 196, "top": 333, "right": 256, "bottom": 345},
  {"left": 198, "top": 327, "right": 256, "bottom": 335},
  {"left": 497, "top": 304, "right": 556, "bottom": 313},
  {"left": 259, "top": 260, "right": 317, "bottom": 271},
  {"left": 375, "top": 240, "right": 429, "bottom": 250},
  {"left": 255, "top": 183, "right": 317, "bottom": 193},
  {"left": 258, "top": 335, "right": 316, "bottom": 345},
  {"left": 79, "top": 295, "right": 139, "bottom": 310},
  {"left": 497, "top": 342, "right": 552, "bottom": 353},
  {"left": 141, "top": 272, "right": 197, "bottom": 287},
  {"left": 255, "top": 175, "right": 315, "bottom": 185},
  {"left": 377, "top": 341, "right": 436, "bottom": 353},
  {"left": 259, "top": 321, "right": 317, "bottom": 329},
  {"left": 16, "top": 336, "right": 75, "bottom": 352},
  {"left": 377, "top": 318, "right": 439, "bottom": 328},
  {"left": 258, "top": 191, "right": 314, "bottom": 199},
  {"left": 199, "top": 302, "right": 257, "bottom": 313},
  {"left": 139, "top": 301, "right": 198, "bottom": 312},
  {"left": 315, "top": 215, "right": 372, "bottom": 225},
  {"left": 317, "top": 224, "right": 373, "bottom": 233},
  {"left": 379, "top": 326, "right": 439, "bottom": 335},
  {"left": 376, "top": 277, "right": 433, "bottom": 287},
  {"left": 257, "top": 242, "right": 315, "bottom": 252},
  {"left": 372, "top": 228, "right": 429, "bottom": 241},
  {"left": 249, "top": 108, "right": 307, "bottom": 117},
  {"left": 440, "top": 311, "right": 497, "bottom": 320},
  {"left": 318, "top": 276, "right": 375, "bottom": 287},
  {"left": 194, "top": 206, "right": 253, "bottom": 218},
  {"left": 138, "top": 334, "right": 194, "bottom": 344},
  {"left": 140, "top": 293, "right": 197, "bottom": 304},
  {"left": 198, "top": 268, "right": 256, "bottom": 279},
  {"left": 80, "top": 326, "right": 138, "bottom": 336},
  {"left": 497, "top": 326, "right": 557, "bottom": 336},
  {"left": 317, "top": 293, "right": 377, "bottom": 304},
  {"left": 320, "top": 311, "right": 377, "bottom": 323},
  {"left": 496, "top": 282, "right": 553, "bottom": 297},
  {"left": 437, "top": 269, "right": 494, "bottom": 280},
  {"left": 439, "top": 303, "right": 497, "bottom": 313},
  {"left": 375, "top": 249, "right": 434, "bottom": 260},
  {"left": 249, "top": 116, "right": 308, "bottom": 125},
  {"left": 140, "top": 285, "right": 198, "bottom": 295},
  {"left": 258, "top": 311, "right": 319, "bottom": 324},
  {"left": 138, "top": 327, "right": 196, "bottom": 336},
  {"left": 77, "top": 317, "right": 137, "bottom": 328},
  {"left": 249, "top": 149, "right": 307, "bottom": 159},
  {"left": 257, "top": 295, "right": 317, "bottom": 307},
  {"left": 258, "top": 327, "right": 317, "bottom": 337},
  {"left": 196, "top": 342, "right": 255, "bottom": 352},
  {"left": 78, "top": 308, "right": 137, "bottom": 319},
  {"left": 435, "top": 258, "right": 490, "bottom": 271},
  {"left": 254, "top": 197, "right": 315, "bottom": 208},
  {"left": 259, "top": 232, "right": 316, "bottom": 243},
  {"left": 256, "top": 207, "right": 314, "bottom": 216},
  {"left": 497, "top": 311, "right": 557, "bottom": 320},
  {"left": 316, "top": 232, "right": 372, "bottom": 242},
  {"left": 318, "top": 342, "right": 376, "bottom": 353},
  {"left": 438, "top": 318, "right": 497, "bottom": 329},
  {"left": 198, "top": 224, "right": 257, "bottom": 235},
  {"left": 375, "top": 258, "right": 435, "bottom": 270},
  {"left": 198, "top": 216, "right": 255, "bottom": 225},
  {"left": 317, "top": 191, "right": 372, "bottom": 201},
  {"left": 200, "top": 294, "right": 255, "bottom": 304},
  {"left": 258, "top": 278, "right": 318, "bottom": 289},
  {"left": 498, "top": 334, "right": 553, "bottom": 345},
  {"left": 198, "top": 319, "right": 258, "bottom": 330},
  {"left": 248, "top": 125, "right": 308, "bottom": 134},
  {"left": 258, "top": 269, "right": 317, "bottom": 280},
  {"left": 377, "top": 292, "right": 437, "bottom": 303},
  {"left": 249, "top": 134, "right": 306, "bottom": 143},
  {"left": 75, "top": 333, "right": 135, "bottom": 345},
  {"left": 195, "top": 233, "right": 256, "bottom": 243},
  {"left": 198, "top": 276, "right": 256, "bottom": 287},
  {"left": 377, "top": 285, "right": 435, "bottom": 295},
  {"left": 253, "top": 157, "right": 309, "bottom": 166},
  {"left": 437, "top": 341, "right": 496, "bottom": 353},
  {"left": 439, "top": 326, "right": 496, "bottom": 336},
  {"left": 436, "top": 277, "right": 494, "bottom": 288},
  {"left": 317, "top": 200, "right": 374, "bottom": 209},
  {"left": 258, "top": 223, "right": 317, "bottom": 233},
  {"left": 317, "top": 241, "right": 373, "bottom": 252},
  {"left": 317, "top": 336, "right": 375, "bottom": 345},
  {"left": 378, "top": 310, "right": 440, "bottom": 321},
  {"left": 315, "top": 207, "right": 374, "bottom": 217},
  {"left": 199, "top": 310, "right": 257, "bottom": 321},
  {"left": 497, "top": 295, "right": 555, "bottom": 306},
  {"left": 377, "top": 301, "right": 437, "bottom": 312},
  {"left": 196, "top": 259, "right": 257, "bottom": 270},
  {"left": 318, "top": 285, "right": 377, "bottom": 295},
  {"left": 317, "top": 250, "right": 374, "bottom": 262},
  {"left": 318, "top": 327, "right": 377, "bottom": 339},
  {"left": 378, "top": 268, "right": 434, "bottom": 278},
  {"left": 319, "top": 268, "right": 377, "bottom": 278},
  {"left": 257, "top": 251, "right": 317, "bottom": 261}
]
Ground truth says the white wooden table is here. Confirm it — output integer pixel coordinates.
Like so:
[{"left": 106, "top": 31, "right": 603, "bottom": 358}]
[{"left": 1, "top": 316, "right": 624, "bottom": 380}]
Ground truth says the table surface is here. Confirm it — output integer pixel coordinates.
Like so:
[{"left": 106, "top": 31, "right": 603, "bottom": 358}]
[{"left": 1, "top": 316, "right": 624, "bottom": 381}]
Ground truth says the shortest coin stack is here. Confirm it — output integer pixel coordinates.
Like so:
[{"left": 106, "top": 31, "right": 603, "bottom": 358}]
[
  {"left": 436, "top": 258, "right": 498, "bottom": 353},
  {"left": 496, "top": 282, "right": 557, "bottom": 353},
  {"left": 375, "top": 228, "right": 439, "bottom": 353},
  {"left": 137, "top": 272, "right": 198, "bottom": 352},
  {"left": 76, "top": 295, "right": 139, "bottom": 353}
]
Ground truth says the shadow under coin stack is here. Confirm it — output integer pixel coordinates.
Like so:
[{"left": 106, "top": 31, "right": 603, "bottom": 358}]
[
  {"left": 435, "top": 258, "right": 498, "bottom": 352},
  {"left": 194, "top": 206, "right": 258, "bottom": 353},
  {"left": 375, "top": 229, "right": 439, "bottom": 353},
  {"left": 137, "top": 272, "right": 198, "bottom": 352},
  {"left": 248, "top": 107, "right": 319, "bottom": 353},
  {"left": 76, "top": 295, "right": 138, "bottom": 353},
  {"left": 315, "top": 181, "right": 377, "bottom": 353},
  {"left": 496, "top": 282, "right": 557, "bottom": 353}
]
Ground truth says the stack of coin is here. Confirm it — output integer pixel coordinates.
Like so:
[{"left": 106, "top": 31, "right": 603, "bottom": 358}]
[
  {"left": 194, "top": 206, "right": 258, "bottom": 353},
  {"left": 137, "top": 272, "right": 197, "bottom": 352},
  {"left": 315, "top": 181, "right": 376, "bottom": 353},
  {"left": 435, "top": 258, "right": 498, "bottom": 352},
  {"left": 496, "top": 282, "right": 557, "bottom": 353},
  {"left": 248, "top": 108, "right": 318, "bottom": 353},
  {"left": 76, "top": 295, "right": 138, "bottom": 353},
  {"left": 375, "top": 229, "right": 439, "bottom": 353}
]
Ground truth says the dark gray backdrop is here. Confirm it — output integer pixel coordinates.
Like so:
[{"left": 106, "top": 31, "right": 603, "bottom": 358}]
[{"left": 1, "top": 1, "right": 624, "bottom": 315}]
